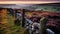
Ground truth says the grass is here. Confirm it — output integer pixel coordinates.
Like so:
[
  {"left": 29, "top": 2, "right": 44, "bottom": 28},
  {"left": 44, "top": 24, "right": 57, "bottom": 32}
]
[{"left": 7, "top": 13, "right": 26, "bottom": 34}]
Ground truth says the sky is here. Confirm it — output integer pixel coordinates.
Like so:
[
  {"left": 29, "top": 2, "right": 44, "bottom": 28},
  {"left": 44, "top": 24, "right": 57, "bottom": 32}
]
[{"left": 0, "top": 0, "right": 60, "bottom": 1}]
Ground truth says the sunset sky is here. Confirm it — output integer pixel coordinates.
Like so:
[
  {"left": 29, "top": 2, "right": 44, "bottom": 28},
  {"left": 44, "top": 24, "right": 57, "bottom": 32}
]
[{"left": 0, "top": 0, "right": 60, "bottom": 1}]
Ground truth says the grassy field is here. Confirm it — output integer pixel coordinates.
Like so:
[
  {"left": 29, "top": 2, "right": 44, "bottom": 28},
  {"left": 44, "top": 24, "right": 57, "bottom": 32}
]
[
  {"left": 7, "top": 13, "right": 26, "bottom": 34},
  {"left": 0, "top": 12, "right": 26, "bottom": 34}
]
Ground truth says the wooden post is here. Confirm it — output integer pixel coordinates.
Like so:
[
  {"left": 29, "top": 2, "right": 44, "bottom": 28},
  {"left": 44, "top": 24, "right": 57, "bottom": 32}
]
[{"left": 22, "top": 9, "right": 25, "bottom": 27}]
